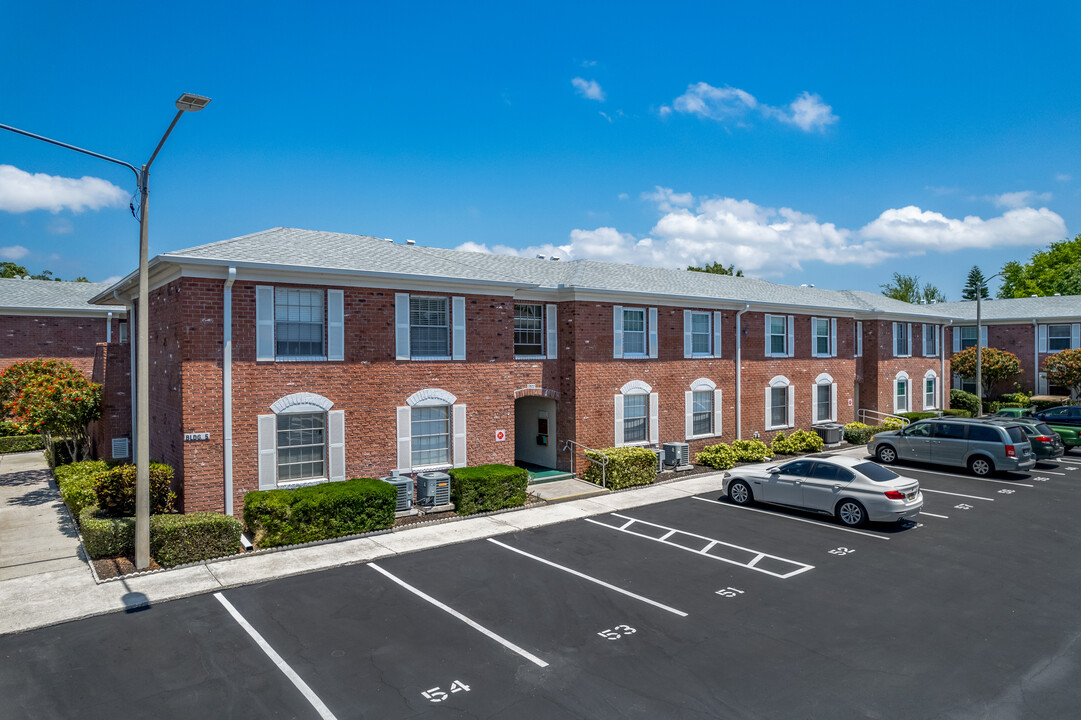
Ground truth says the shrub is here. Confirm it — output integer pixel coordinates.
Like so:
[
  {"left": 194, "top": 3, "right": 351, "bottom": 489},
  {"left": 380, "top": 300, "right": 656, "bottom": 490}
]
[
  {"left": 950, "top": 389, "right": 980, "bottom": 416},
  {"left": 999, "top": 392, "right": 1031, "bottom": 406},
  {"left": 1042, "top": 348, "right": 1081, "bottom": 399},
  {"left": 882, "top": 417, "right": 906, "bottom": 430},
  {"left": 582, "top": 447, "right": 656, "bottom": 489},
  {"left": 0, "top": 420, "right": 33, "bottom": 435},
  {"left": 243, "top": 478, "right": 395, "bottom": 548},
  {"left": 730, "top": 439, "right": 770, "bottom": 463},
  {"left": 770, "top": 432, "right": 795, "bottom": 455},
  {"left": 79, "top": 506, "right": 135, "bottom": 559},
  {"left": 55, "top": 460, "right": 110, "bottom": 517},
  {"left": 843, "top": 422, "right": 875, "bottom": 445},
  {"left": 149, "top": 513, "right": 243, "bottom": 567},
  {"left": 943, "top": 408, "right": 973, "bottom": 417},
  {"left": 695, "top": 443, "right": 736, "bottom": 470},
  {"left": 787, "top": 429, "right": 825, "bottom": 452},
  {"left": 1032, "top": 397, "right": 1066, "bottom": 411},
  {"left": 984, "top": 401, "right": 1002, "bottom": 414},
  {"left": 0, "top": 434, "right": 44, "bottom": 453},
  {"left": 93, "top": 463, "right": 176, "bottom": 516},
  {"left": 449, "top": 464, "right": 528, "bottom": 515},
  {"left": 898, "top": 412, "right": 938, "bottom": 422}
]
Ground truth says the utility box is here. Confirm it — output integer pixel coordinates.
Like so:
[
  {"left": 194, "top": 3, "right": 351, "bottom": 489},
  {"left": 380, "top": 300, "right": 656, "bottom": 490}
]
[
  {"left": 650, "top": 448, "right": 663, "bottom": 473},
  {"left": 416, "top": 471, "right": 451, "bottom": 506},
  {"left": 814, "top": 423, "right": 844, "bottom": 445},
  {"left": 381, "top": 473, "right": 414, "bottom": 512},
  {"left": 663, "top": 442, "right": 690, "bottom": 467}
]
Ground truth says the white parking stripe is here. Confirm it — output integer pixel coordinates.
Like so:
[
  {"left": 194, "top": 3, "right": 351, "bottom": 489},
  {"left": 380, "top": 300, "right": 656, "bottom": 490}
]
[
  {"left": 692, "top": 496, "right": 890, "bottom": 540},
  {"left": 1033, "top": 470, "right": 1066, "bottom": 476},
  {"left": 369, "top": 562, "right": 550, "bottom": 667},
  {"left": 898, "top": 468, "right": 1033, "bottom": 487},
  {"left": 919, "top": 488, "right": 994, "bottom": 501},
  {"left": 214, "top": 593, "right": 339, "bottom": 720},
  {"left": 919, "top": 511, "right": 949, "bottom": 519},
  {"left": 488, "top": 538, "right": 688, "bottom": 617}
]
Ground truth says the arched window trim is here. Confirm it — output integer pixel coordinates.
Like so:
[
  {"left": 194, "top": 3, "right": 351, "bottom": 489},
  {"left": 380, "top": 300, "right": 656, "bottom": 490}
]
[
  {"left": 620, "top": 379, "right": 653, "bottom": 395},
  {"left": 690, "top": 377, "right": 716, "bottom": 392},
  {"left": 270, "top": 392, "right": 334, "bottom": 414},
  {"left": 407, "top": 388, "right": 458, "bottom": 407}
]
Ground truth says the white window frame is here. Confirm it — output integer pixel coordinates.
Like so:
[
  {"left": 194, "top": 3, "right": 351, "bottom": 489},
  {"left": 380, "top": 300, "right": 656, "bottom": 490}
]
[
  {"left": 923, "top": 370, "right": 939, "bottom": 410},
  {"left": 1048, "top": 324, "right": 1073, "bottom": 352},
  {"left": 620, "top": 307, "right": 648, "bottom": 358},
  {"left": 854, "top": 321, "right": 862, "bottom": 357},
  {"left": 765, "top": 314, "right": 794, "bottom": 358},
  {"left": 688, "top": 311, "right": 712, "bottom": 357},
  {"left": 812, "top": 373, "right": 837, "bottom": 425},
  {"left": 257, "top": 286, "right": 343, "bottom": 362},
  {"left": 685, "top": 378, "right": 723, "bottom": 440},
  {"left": 396, "top": 389, "right": 466, "bottom": 473},
  {"left": 811, "top": 317, "right": 836, "bottom": 358},
  {"left": 258, "top": 392, "right": 344, "bottom": 489},
  {"left": 893, "top": 322, "right": 912, "bottom": 358},
  {"left": 513, "top": 303, "right": 545, "bottom": 358},
  {"left": 922, "top": 324, "right": 939, "bottom": 357},
  {"left": 615, "top": 380, "right": 659, "bottom": 447},
  {"left": 894, "top": 371, "right": 911, "bottom": 414},
  {"left": 765, "top": 375, "right": 795, "bottom": 431}
]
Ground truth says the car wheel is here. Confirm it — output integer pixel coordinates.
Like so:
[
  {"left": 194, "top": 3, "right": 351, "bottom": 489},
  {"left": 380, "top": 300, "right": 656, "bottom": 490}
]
[
  {"left": 876, "top": 445, "right": 897, "bottom": 464},
  {"left": 728, "top": 480, "right": 753, "bottom": 506},
  {"left": 968, "top": 456, "right": 993, "bottom": 477},
  {"left": 836, "top": 499, "right": 867, "bottom": 527}
]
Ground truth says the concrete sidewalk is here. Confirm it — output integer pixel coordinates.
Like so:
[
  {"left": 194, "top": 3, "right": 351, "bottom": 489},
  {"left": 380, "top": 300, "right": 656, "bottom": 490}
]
[{"left": 0, "top": 459, "right": 727, "bottom": 635}]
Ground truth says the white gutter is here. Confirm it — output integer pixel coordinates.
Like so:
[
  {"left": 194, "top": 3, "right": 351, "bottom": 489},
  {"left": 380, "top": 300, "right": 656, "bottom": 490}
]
[
  {"left": 223, "top": 266, "right": 237, "bottom": 516},
  {"left": 106, "top": 311, "right": 112, "bottom": 343},
  {"left": 735, "top": 304, "right": 751, "bottom": 439},
  {"left": 942, "top": 320, "right": 952, "bottom": 408},
  {"left": 115, "top": 290, "right": 136, "bottom": 463},
  {"left": 1033, "top": 319, "right": 1039, "bottom": 393}
]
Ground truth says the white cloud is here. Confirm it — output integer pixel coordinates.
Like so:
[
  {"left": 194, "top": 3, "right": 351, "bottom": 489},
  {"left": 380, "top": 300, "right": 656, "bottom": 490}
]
[
  {"left": 1056, "top": 173, "right": 1071, "bottom": 182},
  {"left": 859, "top": 205, "right": 1066, "bottom": 251},
  {"left": 1, "top": 244, "right": 29, "bottom": 260},
  {"left": 46, "top": 217, "right": 74, "bottom": 235},
  {"left": 617, "top": 193, "right": 629, "bottom": 201},
  {"left": 992, "top": 190, "right": 1053, "bottom": 209},
  {"left": 0, "top": 165, "right": 127, "bottom": 214},
  {"left": 641, "top": 186, "right": 694, "bottom": 212},
  {"left": 581, "top": 60, "right": 598, "bottom": 68},
  {"left": 100, "top": 275, "right": 122, "bottom": 285},
  {"left": 455, "top": 241, "right": 492, "bottom": 254},
  {"left": 666, "top": 83, "right": 837, "bottom": 132},
  {"left": 571, "top": 77, "right": 605, "bottom": 102}
]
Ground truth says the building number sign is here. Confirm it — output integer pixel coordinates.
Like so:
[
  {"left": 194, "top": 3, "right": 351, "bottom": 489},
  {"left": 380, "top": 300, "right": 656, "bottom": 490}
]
[{"left": 184, "top": 433, "right": 210, "bottom": 442}]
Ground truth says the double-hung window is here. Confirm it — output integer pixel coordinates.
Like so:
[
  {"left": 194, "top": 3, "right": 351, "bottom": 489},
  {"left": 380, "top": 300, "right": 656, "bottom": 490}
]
[
  {"left": 896, "top": 379, "right": 909, "bottom": 412},
  {"left": 690, "top": 312, "right": 711, "bottom": 355},
  {"left": 692, "top": 391, "right": 712, "bottom": 436},
  {"left": 1048, "top": 324, "right": 1072, "bottom": 352},
  {"left": 411, "top": 405, "right": 451, "bottom": 467},
  {"left": 623, "top": 393, "right": 648, "bottom": 443},
  {"left": 514, "top": 304, "right": 544, "bottom": 356},
  {"left": 923, "top": 324, "right": 938, "bottom": 356},
  {"left": 813, "top": 318, "right": 830, "bottom": 356},
  {"left": 925, "top": 377, "right": 937, "bottom": 410},
  {"left": 410, "top": 296, "right": 450, "bottom": 358},
  {"left": 118, "top": 319, "right": 129, "bottom": 344},
  {"left": 770, "top": 386, "right": 788, "bottom": 428},
  {"left": 768, "top": 315, "right": 787, "bottom": 356},
  {"left": 623, "top": 308, "right": 647, "bottom": 356},
  {"left": 959, "top": 326, "right": 978, "bottom": 350},
  {"left": 276, "top": 288, "right": 324, "bottom": 358},
  {"left": 893, "top": 322, "right": 911, "bottom": 357},
  {"left": 815, "top": 384, "right": 831, "bottom": 423},
  {"left": 276, "top": 412, "right": 326, "bottom": 482}
]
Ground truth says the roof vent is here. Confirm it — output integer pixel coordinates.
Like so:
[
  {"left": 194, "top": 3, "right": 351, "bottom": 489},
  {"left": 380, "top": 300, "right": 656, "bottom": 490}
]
[
  {"left": 1031, "top": 294, "right": 1038, "bottom": 298},
  {"left": 385, "top": 238, "right": 394, "bottom": 243},
  {"left": 536, "top": 254, "right": 547, "bottom": 260},
  {"left": 550, "top": 255, "right": 561, "bottom": 261},
  {"left": 920, "top": 299, "right": 927, "bottom": 304},
  {"left": 809, "top": 284, "right": 815, "bottom": 288},
  {"left": 405, "top": 239, "right": 416, "bottom": 246},
  {"left": 931, "top": 299, "right": 937, "bottom": 304},
  {"left": 1054, "top": 293, "right": 1062, "bottom": 296},
  {"left": 800, "top": 283, "right": 808, "bottom": 287}
]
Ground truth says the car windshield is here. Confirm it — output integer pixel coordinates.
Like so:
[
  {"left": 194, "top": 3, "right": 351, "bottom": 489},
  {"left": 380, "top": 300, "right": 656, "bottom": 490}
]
[
  {"left": 1036, "top": 423, "right": 1055, "bottom": 435},
  {"left": 854, "top": 462, "right": 900, "bottom": 482},
  {"left": 1006, "top": 426, "right": 1027, "bottom": 444}
]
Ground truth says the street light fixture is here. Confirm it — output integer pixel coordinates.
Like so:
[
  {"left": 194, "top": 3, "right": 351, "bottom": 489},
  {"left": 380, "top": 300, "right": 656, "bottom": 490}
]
[
  {"left": 975, "top": 272, "right": 1003, "bottom": 417},
  {"left": 0, "top": 93, "right": 211, "bottom": 570}
]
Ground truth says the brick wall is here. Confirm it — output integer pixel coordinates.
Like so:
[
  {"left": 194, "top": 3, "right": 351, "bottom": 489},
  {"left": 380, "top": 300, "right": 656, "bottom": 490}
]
[
  {"left": 864, "top": 320, "right": 950, "bottom": 414},
  {"left": 90, "top": 342, "right": 132, "bottom": 461},
  {"left": 1, "top": 314, "right": 122, "bottom": 377}
]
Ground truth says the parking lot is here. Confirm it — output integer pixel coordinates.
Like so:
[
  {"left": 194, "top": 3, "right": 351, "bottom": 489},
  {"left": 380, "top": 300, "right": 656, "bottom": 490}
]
[{"left": 4, "top": 453, "right": 1081, "bottom": 719}]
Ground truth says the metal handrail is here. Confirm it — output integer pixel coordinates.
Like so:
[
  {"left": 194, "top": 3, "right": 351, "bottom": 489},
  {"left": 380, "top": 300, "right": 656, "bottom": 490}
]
[
  {"left": 857, "top": 408, "right": 911, "bottom": 427},
  {"left": 561, "top": 439, "right": 608, "bottom": 488}
]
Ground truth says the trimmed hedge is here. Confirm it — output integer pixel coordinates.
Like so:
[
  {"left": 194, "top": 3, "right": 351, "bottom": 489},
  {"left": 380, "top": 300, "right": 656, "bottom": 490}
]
[
  {"left": 243, "top": 478, "right": 395, "bottom": 548},
  {"left": 150, "top": 513, "right": 242, "bottom": 567},
  {"left": 999, "top": 392, "right": 1031, "bottom": 406},
  {"left": 730, "top": 439, "right": 770, "bottom": 463},
  {"left": 898, "top": 412, "right": 938, "bottom": 422},
  {"left": 449, "top": 464, "right": 528, "bottom": 515},
  {"left": 583, "top": 447, "right": 656, "bottom": 489},
  {"left": 695, "top": 443, "right": 736, "bottom": 470},
  {"left": 55, "top": 460, "right": 110, "bottom": 517},
  {"left": 93, "top": 463, "right": 176, "bottom": 516},
  {"left": 0, "top": 434, "right": 44, "bottom": 454},
  {"left": 843, "top": 422, "right": 875, "bottom": 445},
  {"left": 79, "top": 506, "right": 135, "bottom": 559},
  {"left": 771, "top": 430, "right": 825, "bottom": 455},
  {"left": 950, "top": 389, "right": 980, "bottom": 415},
  {"left": 943, "top": 408, "right": 973, "bottom": 417}
]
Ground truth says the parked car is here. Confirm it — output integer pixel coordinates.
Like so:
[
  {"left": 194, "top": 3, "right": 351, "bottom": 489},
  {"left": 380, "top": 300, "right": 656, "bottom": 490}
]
[
  {"left": 985, "top": 417, "right": 1064, "bottom": 461},
  {"left": 990, "top": 407, "right": 1034, "bottom": 419},
  {"left": 722, "top": 455, "right": 922, "bottom": 527},
  {"left": 1032, "top": 406, "right": 1081, "bottom": 452},
  {"left": 869, "top": 418, "right": 1036, "bottom": 476}
]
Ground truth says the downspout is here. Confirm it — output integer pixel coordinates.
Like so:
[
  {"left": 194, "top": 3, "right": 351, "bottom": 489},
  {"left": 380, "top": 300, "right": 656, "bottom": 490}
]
[
  {"left": 1033, "top": 319, "right": 1039, "bottom": 394},
  {"left": 115, "top": 290, "right": 136, "bottom": 462},
  {"left": 223, "top": 267, "right": 237, "bottom": 515},
  {"left": 106, "top": 311, "right": 113, "bottom": 343},
  {"left": 942, "top": 320, "right": 952, "bottom": 409},
  {"left": 735, "top": 304, "right": 751, "bottom": 440}
]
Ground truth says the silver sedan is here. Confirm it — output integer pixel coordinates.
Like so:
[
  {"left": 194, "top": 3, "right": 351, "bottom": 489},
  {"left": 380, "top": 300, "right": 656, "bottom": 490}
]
[{"left": 722, "top": 454, "right": 922, "bottom": 527}]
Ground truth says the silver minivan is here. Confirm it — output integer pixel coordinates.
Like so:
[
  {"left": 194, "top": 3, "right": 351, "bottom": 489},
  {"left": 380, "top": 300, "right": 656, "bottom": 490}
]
[{"left": 869, "top": 418, "right": 1036, "bottom": 476}]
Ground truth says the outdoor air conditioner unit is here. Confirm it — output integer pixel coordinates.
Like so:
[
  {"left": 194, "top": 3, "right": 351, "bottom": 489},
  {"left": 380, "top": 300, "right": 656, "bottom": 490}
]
[
  {"left": 663, "top": 442, "right": 690, "bottom": 467},
  {"left": 650, "top": 448, "right": 663, "bottom": 473},
  {"left": 381, "top": 473, "right": 413, "bottom": 512},
  {"left": 416, "top": 471, "right": 451, "bottom": 507}
]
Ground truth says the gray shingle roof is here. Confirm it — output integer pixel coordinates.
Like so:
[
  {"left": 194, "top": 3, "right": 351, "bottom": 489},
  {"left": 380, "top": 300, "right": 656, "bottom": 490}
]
[
  {"left": 0, "top": 278, "right": 123, "bottom": 314},
  {"left": 932, "top": 295, "right": 1081, "bottom": 322}
]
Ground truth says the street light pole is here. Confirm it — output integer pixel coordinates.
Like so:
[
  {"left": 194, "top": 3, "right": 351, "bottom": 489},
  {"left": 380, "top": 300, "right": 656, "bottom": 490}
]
[
  {"left": 1, "top": 94, "right": 210, "bottom": 569},
  {"left": 974, "top": 272, "right": 1003, "bottom": 417}
]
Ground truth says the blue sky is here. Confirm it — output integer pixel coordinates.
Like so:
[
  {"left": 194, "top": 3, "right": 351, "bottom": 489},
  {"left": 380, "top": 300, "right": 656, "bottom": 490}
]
[{"left": 1, "top": 1, "right": 1078, "bottom": 298}]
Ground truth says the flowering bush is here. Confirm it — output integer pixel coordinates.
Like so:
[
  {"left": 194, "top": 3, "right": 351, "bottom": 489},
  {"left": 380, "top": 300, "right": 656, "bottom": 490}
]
[
  {"left": 1042, "top": 349, "right": 1081, "bottom": 399},
  {"left": 0, "top": 359, "right": 101, "bottom": 463},
  {"left": 951, "top": 346, "right": 1022, "bottom": 397}
]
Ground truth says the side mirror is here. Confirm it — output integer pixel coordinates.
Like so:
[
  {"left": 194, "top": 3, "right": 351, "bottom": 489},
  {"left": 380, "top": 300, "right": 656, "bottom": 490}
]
[{"left": 766, "top": 466, "right": 779, "bottom": 474}]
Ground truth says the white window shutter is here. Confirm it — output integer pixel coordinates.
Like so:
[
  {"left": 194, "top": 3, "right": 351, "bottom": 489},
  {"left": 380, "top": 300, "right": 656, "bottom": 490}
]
[
  {"left": 713, "top": 389, "right": 723, "bottom": 435},
  {"left": 684, "top": 391, "right": 693, "bottom": 439},
  {"left": 1073, "top": 324, "right": 1080, "bottom": 350},
  {"left": 787, "top": 315, "right": 795, "bottom": 358},
  {"left": 328, "top": 409, "right": 345, "bottom": 481},
  {"left": 764, "top": 314, "right": 772, "bottom": 357},
  {"left": 907, "top": 324, "right": 913, "bottom": 356},
  {"left": 1038, "top": 372, "right": 1048, "bottom": 395},
  {"left": 452, "top": 296, "right": 466, "bottom": 360},
  {"left": 830, "top": 383, "right": 838, "bottom": 422},
  {"left": 614, "top": 394, "right": 624, "bottom": 445},
  {"left": 648, "top": 308, "right": 659, "bottom": 358},
  {"left": 648, "top": 392, "right": 659, "bottom": 445},
  {"left": 546, "top": 304, "right": 558, "bottom": 359},
  {"left": 856, "top": 321, "right": 863, "bottom": 357},
  {"left": 764, "top": 386, "right": 773, "bottom": 430},
  {"left": 713, "top": 311, "right": 723, "bottom": 358},
  {"left": 257, "top": 414, "right": 276, "bottom": 489},
  {"left": 683, "top": 311, "right": 692, "bottom": 358},
  {"left": 787, "top": 386, "right": 795, "bottom": 428},
  {"left": 256, "top": 286, "right": 275, "bottom": 361},
  {"left": 327, "top": 289, "right": 344, "bottom": 361},
  {"left": 921, "top": 324, "right": 929, "bottom": 356},
  {"left": 950, "top": 327, "right": 959, "bottom": 353},
  {"left": 830, "top": 318, "right": 837, "bottom": 357},
  {"left": 810, "top": 317, "right": 819, "bottom": 357},
  {"left": 395, "top": 294, "right": 410, "bottom": 360},
  {"left": 979, "top": 325, "right": 988, "bottom": 348},
  {"left": 936, "top": 325, "right": 942, "bottom": 356},
  {"left": 613, "top": 306, "right": 624, "bottom": 358},
  {"left": 396, "top": 406, "right": 412, "bottom": 473},
  {"left": 1039, "top": 325, "right": 1048, "bottom": 353},
  {"left": 453, "top": 404, "right": 467, "bottom": 468},
  {"left": 893, "top": 323, "right": 900, "bottom": 356}
]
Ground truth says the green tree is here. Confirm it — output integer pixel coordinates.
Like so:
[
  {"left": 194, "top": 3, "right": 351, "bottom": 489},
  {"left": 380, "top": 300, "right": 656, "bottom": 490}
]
[
  {"left": 0, "top": 359, "right": 102, "bottom": 462},
  {"left": 1042, "top": 349, "right": 1081, "bottom": 399},
  {"left": 1, "top": 261, "right": 28, "bottom": 278},
  {"left": 950, "top": 346, "right": 1022, "bottom": 397},
  {"left": 961, "top": 266, "right": 990, "bottom": 300},
  {"left": 998, "top": 235, "right": 1081, "bottom": 298},
  {"left": 880, "top": 272, "right": 947, "bottom": 304},
  {"left": 687, "top": 261, "right": 744, "bottom": 277}
]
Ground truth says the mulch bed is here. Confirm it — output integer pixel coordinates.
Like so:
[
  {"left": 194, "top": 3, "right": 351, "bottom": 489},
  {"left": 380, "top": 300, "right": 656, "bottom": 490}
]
[
  {"left": 392, "top": 493, "right": 545, "bottom": 528},
  {"left": 92, "top": 555, "right": 163, "bottom": 580}
]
